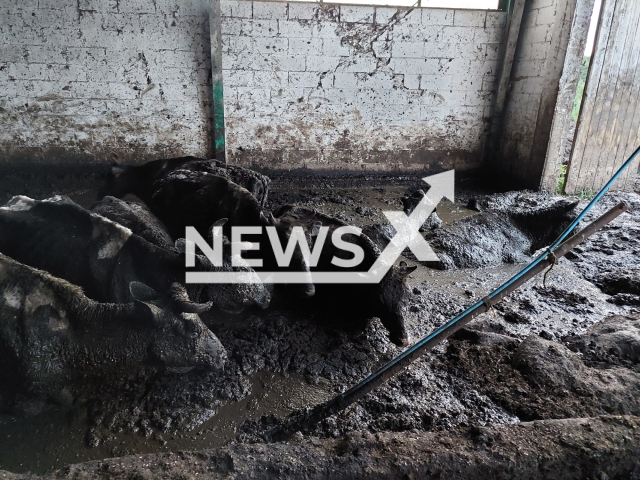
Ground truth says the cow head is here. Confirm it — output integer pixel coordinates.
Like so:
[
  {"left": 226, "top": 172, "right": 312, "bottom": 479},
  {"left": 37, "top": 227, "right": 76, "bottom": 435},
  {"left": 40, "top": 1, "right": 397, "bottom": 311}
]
[
  {"left": 175, "top": 232, "right": 272, "bottom": 313},
  {"left": 100, "top": 165, "right": 138, "bottom": 199},
  {"left": 378, "top": 262, "right": 417, "bottom": 346},
  {"left": 261, "top": 211, "right": 315, "bottom": 297},
  {"left": 129, "top": 282, "right": 226, "bottom": 371}
]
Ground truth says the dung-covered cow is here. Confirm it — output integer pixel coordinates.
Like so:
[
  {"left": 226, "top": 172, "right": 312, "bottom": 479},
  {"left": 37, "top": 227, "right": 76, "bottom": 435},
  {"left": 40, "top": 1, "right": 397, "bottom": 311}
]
[
  {"left": 0, "top": 253, "right": 226, "bottom": 414},
  {"left": 91, "top": 195, "right": 175, "bottom": 250},
  {"left": 101, "top": 156, "right": 270, "bottom": 207},
  {"left": 149, "top": 171, "right": 317, "bottom": 297},
  {"left": 272, "top": 205, "right": 417, "bottom": 346},
  {"left": 0, "top": 195, "right": 270, "bottom": 314}
]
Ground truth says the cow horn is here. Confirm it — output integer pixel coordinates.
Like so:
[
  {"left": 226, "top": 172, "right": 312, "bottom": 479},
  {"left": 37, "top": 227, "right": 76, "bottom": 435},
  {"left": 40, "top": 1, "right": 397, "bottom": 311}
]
[
  {"left": 169, "top": 283, "right": 213, "bottom": 314},
  {"left": 177, "top": 300, "right": 214, "bottom": 314},
  {"left": 212, "top": 218, "right": 228, "bottom": 227},
  {"left": 260, "top": 211, "right": 277, "bottom": 226}
]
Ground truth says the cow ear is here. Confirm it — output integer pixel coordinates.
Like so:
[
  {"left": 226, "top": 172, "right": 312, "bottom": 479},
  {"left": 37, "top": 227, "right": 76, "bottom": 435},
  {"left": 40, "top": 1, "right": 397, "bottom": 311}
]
[
  {"left": 129, "top": 282, "right": 168, "bottom": 328},
  {"left": 400, "top": 265, "right": 418, "bottom": 276},
  {"left": 129, "top": 281, "right": 159, "bottom": 302}
]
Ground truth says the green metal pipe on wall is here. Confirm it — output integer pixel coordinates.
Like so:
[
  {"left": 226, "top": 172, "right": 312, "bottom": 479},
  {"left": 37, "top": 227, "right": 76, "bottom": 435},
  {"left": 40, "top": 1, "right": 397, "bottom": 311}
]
[{"left": 209, "top": 0, "right": 226, "bottom": 162}]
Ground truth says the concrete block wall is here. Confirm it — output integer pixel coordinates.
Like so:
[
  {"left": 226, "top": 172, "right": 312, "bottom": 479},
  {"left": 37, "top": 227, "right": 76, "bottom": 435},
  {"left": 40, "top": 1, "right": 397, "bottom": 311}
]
[
  {"left": 497, "top": 0, "right": 566, "bottom": 181},
  {"left": 0, "top": 0, "right": 212, "bottom": 167},
  {"left": 221, "top": 1, "right": 508, "bottom": 172}
]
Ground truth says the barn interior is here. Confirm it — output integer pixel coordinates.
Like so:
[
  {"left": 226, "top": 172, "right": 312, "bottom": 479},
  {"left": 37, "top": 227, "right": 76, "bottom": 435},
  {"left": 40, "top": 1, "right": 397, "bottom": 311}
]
[{"left": 1, "top": 0, "right": 640, "bottom": 478}]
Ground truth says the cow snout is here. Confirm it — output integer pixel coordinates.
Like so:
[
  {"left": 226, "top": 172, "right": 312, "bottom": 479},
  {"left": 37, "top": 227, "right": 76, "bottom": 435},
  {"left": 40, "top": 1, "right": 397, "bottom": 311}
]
[
  {"left": 304, "top": 283, "right": 315, "bottom": 297},
  {"left": 387, "top": 316, "right": 410, "bottom": 347},
  {"left": 200, "top": 334, "right": 227, "bottom": 371},
  {"left": 395, "top": 333, "right": 411, "bottom": 347},
  {"left": 254, "top": 288, "right": 271, "bottom": 309}
]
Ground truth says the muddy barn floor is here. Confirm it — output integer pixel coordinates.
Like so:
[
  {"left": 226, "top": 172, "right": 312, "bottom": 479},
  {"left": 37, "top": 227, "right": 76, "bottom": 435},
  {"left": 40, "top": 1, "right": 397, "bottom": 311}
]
[{"left": 1, "top": 171, "right": 639, "bottom": 479}]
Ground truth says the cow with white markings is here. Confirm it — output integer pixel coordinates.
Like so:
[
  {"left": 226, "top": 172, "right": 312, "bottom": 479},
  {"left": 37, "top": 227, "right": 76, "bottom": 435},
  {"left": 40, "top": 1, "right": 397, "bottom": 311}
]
[
  {"left": 0, "top": 253, "right": 226, "bottom": 414},
  {"left": 0, "top": 195, "right": 270, "bottom": 314}
]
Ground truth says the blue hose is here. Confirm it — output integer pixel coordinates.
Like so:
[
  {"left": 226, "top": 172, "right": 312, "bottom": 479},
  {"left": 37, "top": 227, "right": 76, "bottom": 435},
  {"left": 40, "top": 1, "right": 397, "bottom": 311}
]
[
  {"left": 491, "top": 144, "right": 640, "bottom": 300},
  {"left": 342, "top": 145, "right": 640, "bottom": 399}
]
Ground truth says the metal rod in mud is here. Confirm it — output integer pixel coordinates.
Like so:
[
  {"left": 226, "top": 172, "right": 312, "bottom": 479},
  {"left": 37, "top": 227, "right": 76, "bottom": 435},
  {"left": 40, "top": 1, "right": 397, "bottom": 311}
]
[{"left": 268, "top": 202, "right": 629, "bottom": 440}]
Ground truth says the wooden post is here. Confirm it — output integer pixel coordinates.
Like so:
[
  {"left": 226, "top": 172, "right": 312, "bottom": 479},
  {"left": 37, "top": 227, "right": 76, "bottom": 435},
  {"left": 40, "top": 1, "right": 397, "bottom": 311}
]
[
  {"left": 528, "top": 0, "right": 580, "bottom": 191},
  {"left": 483, "top": 0, "right": 526, "bottom": 165},
  {"left": 209, "top": 0, "right": 226, "bottom": 162},
  {"left": 540, "top": 0, "right": 597, "bottom": 193}
]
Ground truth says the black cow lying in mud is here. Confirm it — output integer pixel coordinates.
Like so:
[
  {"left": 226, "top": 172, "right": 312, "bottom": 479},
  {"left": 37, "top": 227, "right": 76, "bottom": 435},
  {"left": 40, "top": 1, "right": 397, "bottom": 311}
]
[
  {"left": 0, "top": 195, "right": 270, "bottom": 314},
  {"left": 272, "top": 205, "right": 417, "bottom": 346},
  {"left": 402, "top": 192, "right": 579, "bottom": 270},
  {"left": 101, "top": 159, "right": 316, "bottom": 296},
  {"left": 0, "top": 253, "right": 226, "bottom": 414},
  {"left": 101, "top": 156, "right": 271, "bottom": 207},
  {"left": 134, "top": 169, "right": 316, "bottom": 297}
]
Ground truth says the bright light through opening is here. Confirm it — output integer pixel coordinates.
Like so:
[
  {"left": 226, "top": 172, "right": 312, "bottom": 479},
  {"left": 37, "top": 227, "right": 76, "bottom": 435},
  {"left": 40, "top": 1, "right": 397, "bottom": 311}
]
[
  {"left": 294, "top": 0, "right": 500, "bottom": 8},
  {"left": 421, "top": 0, "right": 499, "bottom": 7},
  {"left": 584, "top": 0, "right": 603, "bottom": 56}
]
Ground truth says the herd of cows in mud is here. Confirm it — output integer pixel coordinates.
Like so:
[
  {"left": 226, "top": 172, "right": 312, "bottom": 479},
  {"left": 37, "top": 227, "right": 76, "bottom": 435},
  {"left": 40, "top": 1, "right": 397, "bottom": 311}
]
[
  {"left": 2, "top": 156, "right": 640, "bottom": 475},
  {"left": 0, "top": 157, "right": 423, "bottom": 415},
  {"left": 4, "top": 155, "right": 630, "bottom": 430}
]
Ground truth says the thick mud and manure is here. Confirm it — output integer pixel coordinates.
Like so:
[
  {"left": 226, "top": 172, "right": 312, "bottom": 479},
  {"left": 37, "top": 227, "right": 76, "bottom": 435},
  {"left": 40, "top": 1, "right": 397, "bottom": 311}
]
[
  {"left": 1, "top": 173, "right": 639, "bottom": 478},
  {"left": 3, "top": 416, "right": 639, "bottom": 479}
]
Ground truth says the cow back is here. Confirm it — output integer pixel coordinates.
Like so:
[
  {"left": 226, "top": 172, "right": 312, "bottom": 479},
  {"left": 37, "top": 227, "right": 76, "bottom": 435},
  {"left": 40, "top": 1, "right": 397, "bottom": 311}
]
[{"left": 0, "top": 197, "right": 131, "bottom": 302}]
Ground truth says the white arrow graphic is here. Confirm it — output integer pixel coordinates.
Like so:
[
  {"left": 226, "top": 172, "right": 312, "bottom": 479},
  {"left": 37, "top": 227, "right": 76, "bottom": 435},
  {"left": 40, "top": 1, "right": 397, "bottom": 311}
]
[
  {"left": 367, "top": 169, "right": 454, "bottom": 282},
  {"left": 186, "top": 170, "right": 454, "bottom": 285}
]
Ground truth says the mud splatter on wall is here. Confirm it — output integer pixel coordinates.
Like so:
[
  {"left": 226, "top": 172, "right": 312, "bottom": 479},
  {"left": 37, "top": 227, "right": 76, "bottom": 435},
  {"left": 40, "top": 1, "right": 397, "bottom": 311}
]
[
  {"left": 221, "top": 1, "right": 508, "bottom": 172},
  {"left": 0, "top": 0, "right": 508, "bottom": 172},
  {"left": 0, "top": 0, "right": 212, "bottom": 167}
]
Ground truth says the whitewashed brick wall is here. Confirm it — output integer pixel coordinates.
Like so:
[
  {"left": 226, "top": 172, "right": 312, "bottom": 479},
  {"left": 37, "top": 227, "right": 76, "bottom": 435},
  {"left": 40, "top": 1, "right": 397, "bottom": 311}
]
[
  {"left": 0, "top": 0, "right": 212, "bottom": 167},
  {"left": 221, "top": 1, "right": 508, "bottom": 172},
  {"left": 0, "top": 0, "right": 509, "bottom": 173}
]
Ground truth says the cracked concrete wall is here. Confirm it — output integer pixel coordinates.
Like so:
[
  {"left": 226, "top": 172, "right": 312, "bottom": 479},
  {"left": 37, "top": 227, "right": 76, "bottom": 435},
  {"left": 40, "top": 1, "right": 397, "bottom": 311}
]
[
  {"left": 0, "top": 0, "right": 212, "bottom": 168},
  {"left": 221, "top": 1, "right": 508, "bottom": 172},
  {"left": 496, "top": 0, "right": 576, "bottom": 188}
]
